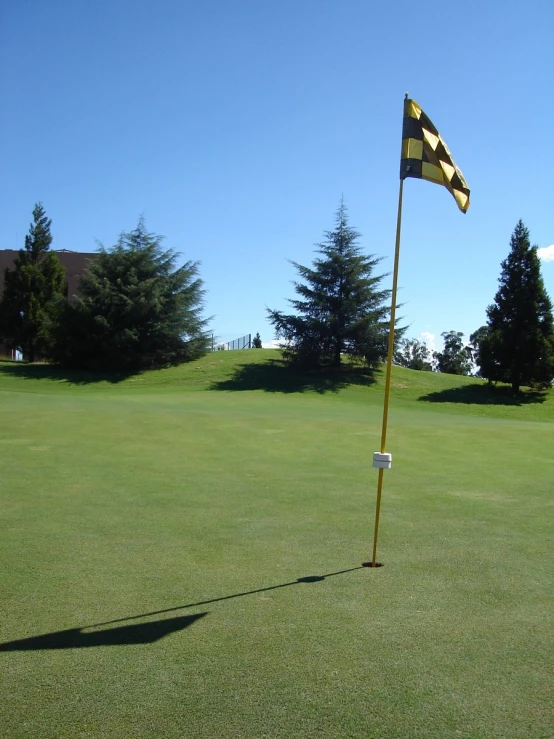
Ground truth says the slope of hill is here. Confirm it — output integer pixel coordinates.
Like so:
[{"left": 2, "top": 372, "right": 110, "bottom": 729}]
[{"left": 1, "top": 349, "right": 552, "bottom": 421}]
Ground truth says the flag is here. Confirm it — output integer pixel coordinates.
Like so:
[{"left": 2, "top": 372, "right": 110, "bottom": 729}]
[{"left": 400, "top": 98, "right": 470, "bottom": 213}]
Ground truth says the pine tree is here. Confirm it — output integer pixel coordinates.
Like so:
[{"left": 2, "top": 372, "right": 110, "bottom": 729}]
[
  {"left": 267, "top": 201, "right": 397, "bottom": 369},
  {"left": 252, "top": 332, "right": 262, "bottom": 348},
  {"left": 0, "top": 203, "right": 65, "bottom": 361},
  {"left": 477, "top": 221, "right": 554, "bottom": 392},
  {"left": 53, "top": 219, "right": 210, "bottom": 371}
]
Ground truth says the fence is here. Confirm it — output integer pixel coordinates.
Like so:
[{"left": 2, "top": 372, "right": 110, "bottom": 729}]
[{"left": 213, "top": 333, "right": 251, "bottom": 351}]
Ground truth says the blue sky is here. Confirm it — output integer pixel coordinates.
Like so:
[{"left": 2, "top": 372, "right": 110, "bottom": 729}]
[{"left": 1, "top": 0, "right": 552, "bottom": 350}]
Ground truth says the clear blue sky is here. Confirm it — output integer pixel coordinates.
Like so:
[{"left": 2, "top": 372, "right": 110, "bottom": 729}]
[{"left": 1, "top": 0, "right": 552, "bottom": 349}]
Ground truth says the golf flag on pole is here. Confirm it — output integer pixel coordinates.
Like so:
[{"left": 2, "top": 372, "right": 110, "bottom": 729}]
[
  {"left": 367, "top": 94, "right": 471, "bottom": 568},
  {"left": 400, "top": 98, "right": 470, "bottom": 213}
]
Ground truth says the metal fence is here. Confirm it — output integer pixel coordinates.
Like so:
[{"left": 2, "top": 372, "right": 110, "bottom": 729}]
[{"left": 213, "top": 334, "right": 251, "bottom": 351}]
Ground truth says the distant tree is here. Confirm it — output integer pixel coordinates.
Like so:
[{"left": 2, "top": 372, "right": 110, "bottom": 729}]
[
  {"left": 476, "top": 221, "right": 554, "bottom": 392},
  {"left": 0, "top": 203, "right": 66, "bottom": 362},
  {"left": 394, "top": 337, "right": 433, "bottom": 371},
  {"left": 252, "top": 332, "right": 262, "bottom": 348},
  {"left": 469, "top": 326, "right": 490, "bottom": 378},
  {"left": 267, "top": 200, "right": 401, "bottom": 369},
  {"left": 53, "top": 219, "right": 210, "bottom": 371},
  {"left": 433, "top": 331, "right": 473, "bottom": 375}
]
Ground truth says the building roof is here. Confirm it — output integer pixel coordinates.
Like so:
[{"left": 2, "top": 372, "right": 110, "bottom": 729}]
[{"left": 0, "top": 249, "right": 97, "bottom": 298}]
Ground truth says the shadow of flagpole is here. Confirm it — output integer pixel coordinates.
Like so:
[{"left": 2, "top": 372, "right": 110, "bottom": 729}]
[
  {"left": 0, "top": 566, "right": 364, "bottom": 652},
  {"left": 86, "top": 566, "right": 364, "bottom": 629}
]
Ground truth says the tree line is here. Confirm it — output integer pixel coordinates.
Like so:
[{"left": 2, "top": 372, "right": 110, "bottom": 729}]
[
  {"left": 0, "top": 205, "right": 209, "bottom": 371},
  {"left": 393, "top": 221, "right": 554, "bottom": 392},
  {"left": 1, "top": 202, "right": 553, "bottom": 392},
  {"left": 267, "top": 205, "right": 553, "bottom": 393},
  {"left": 394, "top": 332, "right": 474, "bottom": 376}
]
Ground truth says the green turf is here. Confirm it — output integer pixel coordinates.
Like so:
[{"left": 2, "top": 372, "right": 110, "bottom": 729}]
[{"left": 1, "top": 354, "right": 552, "bottom": 738}]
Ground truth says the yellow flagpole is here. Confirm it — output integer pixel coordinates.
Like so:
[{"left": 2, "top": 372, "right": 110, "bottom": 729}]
[{"left": 367, "top": 171, "right": 404, "bottom": 567}]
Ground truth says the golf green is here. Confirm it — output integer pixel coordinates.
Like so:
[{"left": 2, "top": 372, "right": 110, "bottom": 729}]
[{"left": 1, "top": 353, "right": 552, "bottom": 738}]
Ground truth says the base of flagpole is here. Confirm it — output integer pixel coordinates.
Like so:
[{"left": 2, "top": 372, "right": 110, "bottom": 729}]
[{"left": 362, "top": 561, "right": 384, "bottom": 568}]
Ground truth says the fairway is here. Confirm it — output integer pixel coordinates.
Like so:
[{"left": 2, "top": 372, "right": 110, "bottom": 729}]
[{"left": 1, "top": 353, "right": 552, "bottom": 738}]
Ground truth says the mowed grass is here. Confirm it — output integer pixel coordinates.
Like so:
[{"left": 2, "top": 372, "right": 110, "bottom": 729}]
[{"left": 0, "top": 353, "right": 552, "bottom": 738}]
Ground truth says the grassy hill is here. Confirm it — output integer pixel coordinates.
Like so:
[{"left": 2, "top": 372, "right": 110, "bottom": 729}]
[
  {"left": 1, "top": 351, "right": 552, "bottom": 738},
  {"left": 1, "top": 349, "right": 552, "bottom": 421}
]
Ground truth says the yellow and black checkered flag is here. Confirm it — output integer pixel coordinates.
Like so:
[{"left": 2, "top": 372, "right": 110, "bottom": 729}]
[{"left": 400, "top": 98, "right": 470, "bottom": 213}]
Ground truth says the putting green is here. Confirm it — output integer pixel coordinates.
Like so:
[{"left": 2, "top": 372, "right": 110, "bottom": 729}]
[{"left": 1, "top": 354, "right": 552, "bottom": 738}]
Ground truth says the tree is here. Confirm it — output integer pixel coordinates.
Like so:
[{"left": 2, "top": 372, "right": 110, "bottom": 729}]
[
  {"left": 53, "top": 219, "right": 210, "bottom": 371},
  {"left": 476, "top": 220, "right": 554, "bottom": 392},
  {"left": 469, "top": 326, "right": 489, "bottom": 378},
  {"left": 267, "top": 201, "right": 399, "bottom": 369},
  {"left": 433, "top": 331, "right": 473, "bottom": 375},
  {"left": 0, "top": 203, "right": 65, "bottom": 361},
  {"left": 252, "top": 332, "right": 262, "bottom": 348},
  {"left": 394, "top": 337, "right": 433, "bottom": 371}
]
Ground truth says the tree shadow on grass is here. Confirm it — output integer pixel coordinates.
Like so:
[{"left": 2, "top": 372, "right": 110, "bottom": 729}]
[
  {"left": 0, "top": 566, "right": 362, "bottom": 651},
  {"left": 0, "top": 361, "right": 136, "bottom": 386},
  {"left": 211, "top": 357, "right": 377, "bottom": 394},
  {"left": 419, "top": 383, "right": 548, "bottom": 406}
]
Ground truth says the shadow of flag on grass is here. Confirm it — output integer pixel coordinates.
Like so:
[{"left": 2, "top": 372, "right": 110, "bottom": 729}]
[
  {"left": 0, "top": 566, "right": 363, "bottom": 652},
  {"left": 0, "top": 613, "right": 207, "bottom": 651}
]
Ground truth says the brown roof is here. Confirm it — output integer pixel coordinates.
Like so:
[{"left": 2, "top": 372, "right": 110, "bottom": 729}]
[{"left": 0, "top": 249, "right": 97, "bottom": 299}]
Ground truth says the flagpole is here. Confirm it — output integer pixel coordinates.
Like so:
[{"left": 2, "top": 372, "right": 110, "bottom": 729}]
[
  {"left": 364, "top": 92, "right": 470, "bottom": 567},
  {"left": 366, "top": 171, "right": 404, "bottom": 568}
]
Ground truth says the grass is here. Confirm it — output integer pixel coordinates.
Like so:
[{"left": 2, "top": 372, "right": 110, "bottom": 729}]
[
  {"left": 1, "top": 352, "right": 552, "bottom": 738},
  {"left": 1, "top": 350, "right": 553, "bottom": 419}
]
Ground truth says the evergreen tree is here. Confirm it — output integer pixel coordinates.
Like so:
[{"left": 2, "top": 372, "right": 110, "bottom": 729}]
[
  {"left": 267, "top": 201, "right": 398, "bottom": 369},
  {"left": 252, "top": 332, "right": 262, "bottom": 348},
  {"left": 0, "top": 203, "right": 65, "bottom": 361},
  {"left": 477, "top": 221, "right": 554, "bottom": 392},
  {"left": 433, "top": 331, "right": 473, "bottom": 375},
  {"left": 53, "top": 219, "right": 210, "bottom": 371},
  {"left": 394, "top": 337, "right": 433, "bottom": 371}
]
